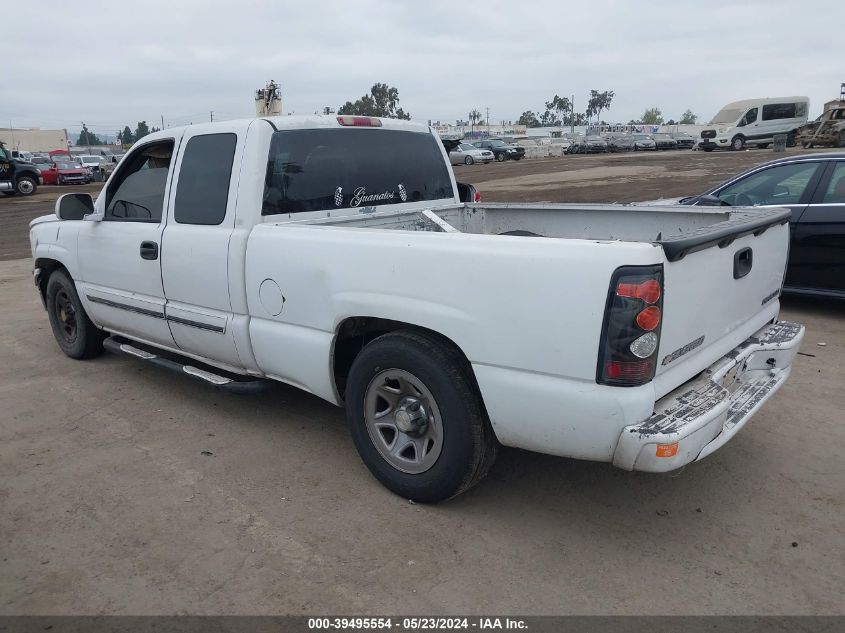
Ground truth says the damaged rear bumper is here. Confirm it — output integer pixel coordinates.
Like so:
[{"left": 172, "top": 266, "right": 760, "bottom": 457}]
[{"left": 613, "top": 320, "right": 804, "bottom": 472}]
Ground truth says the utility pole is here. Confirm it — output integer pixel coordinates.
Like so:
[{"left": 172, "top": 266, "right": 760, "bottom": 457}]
[
  {"left": 571, "top": 94, "right": 575, "bottom": 134},
  {"left": 210, "top": 111, "right": 214, "bottom": 122},
  {"left": 161, "top": 114, "right": 165, "bottom": 130},
  {"left": 486, "top": 107, "right": 490, "bottom": 135}
]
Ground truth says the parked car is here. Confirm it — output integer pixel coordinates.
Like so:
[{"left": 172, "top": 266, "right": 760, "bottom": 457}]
[
  {"left": 566, "top": 136, "right": 608, "bottom": 154},
  {"left": 652, "top": 133, "right": 678, "bottom": 150},
  {"left": 41, "top": 160, "right": 91, "bottom": 185},
  {"left": 636, "top": 153, "right": 845, "bottom": 298},
  {"left": 75, "top": 155, "right": 110, "bottom": 180},
  {"left": 632, "top": 134, "right": 657, "bottom": 151},
  {"left": 605, "top": 135, "right": 635, "bottom": 152},
  {"left": 473, "top": 139, "right": 525, "bottom": 162},
  {"left": 0, "top": 143, "right": 42, "bottom": 196},
  {"left": 670, "top": 132, "right": 696, "bottom": 149},
  {"left": 32, "top": 114, "right": 803, "bottom": 502},
  {"left": 449, "top": 143, "right": 494, "bottom": 165}
]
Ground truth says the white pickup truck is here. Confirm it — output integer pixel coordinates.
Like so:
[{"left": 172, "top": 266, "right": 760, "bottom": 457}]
[{"left": 30, "top": 115, "right": 804, "bottom": 502}]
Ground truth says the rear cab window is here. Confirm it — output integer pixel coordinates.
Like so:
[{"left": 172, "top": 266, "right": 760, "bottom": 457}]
[{"left": 262, "top": 128, "right": 454, "bottom": 215}]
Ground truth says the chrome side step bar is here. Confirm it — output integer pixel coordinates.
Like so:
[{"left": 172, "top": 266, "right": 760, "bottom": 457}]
[{"left": 103, "top": 336, "right": 267, "bottom": 394}]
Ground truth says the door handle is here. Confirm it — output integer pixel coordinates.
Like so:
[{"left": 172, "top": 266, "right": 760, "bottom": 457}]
[
  {"left": 734, "top": 247, "right": 753, "bottom": 279},
  {"left": 140, "top": 241, "right": 159, "bottom": 260}
]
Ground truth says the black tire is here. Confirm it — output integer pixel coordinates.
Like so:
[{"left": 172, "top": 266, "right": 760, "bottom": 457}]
[
  {"left": 495, "top": 153, "right": 506, "bottom": 162},
  {"left": 15, "top": 176, "right": 37, "bottom": 196},
  {"left": 731, "top": 135, "right": 745, "bottom": 151},
  {"left": 464, "top": 156, "right": 474, "bottom": 165},
  {"left": 702, "top": 146, "right": 714, "bottom": 152},
  {"left": 345, "top": 331, "right": 498, "bottom": 503},
  {"left": 57, "top": 175, "right": 64, "bottom": 185},
  {"left": 45, "top": 269, "right": 106, "bottom": 359}
]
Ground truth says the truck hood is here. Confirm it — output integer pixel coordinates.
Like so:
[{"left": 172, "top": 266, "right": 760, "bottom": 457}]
[{"left": 30, "top": 214, "right": 58, "bottom": 228}]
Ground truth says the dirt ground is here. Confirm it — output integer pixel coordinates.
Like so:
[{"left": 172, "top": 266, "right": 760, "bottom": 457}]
[{"left": 1, "top": 149, "right": 844, "bottom": 615}]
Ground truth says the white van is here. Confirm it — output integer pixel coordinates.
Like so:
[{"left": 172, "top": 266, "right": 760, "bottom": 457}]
[{"left": 699, "top": 96, "right": 809, "bottom": 151}]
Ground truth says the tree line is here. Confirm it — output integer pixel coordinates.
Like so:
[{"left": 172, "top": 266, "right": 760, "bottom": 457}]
[
  {"left": 76, "top": 121, "right": 161, "bottom": 147},
  {"left": 516, "top": 90, "right": 614, "bottom": 128}
]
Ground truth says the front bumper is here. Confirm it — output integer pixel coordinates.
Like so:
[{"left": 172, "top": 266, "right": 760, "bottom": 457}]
[
  {"left": 700, "top": 138, "right": 730, "bottom": 149},
  {"left": 613, "top": 320, "right": 804, "bottom": 472}
]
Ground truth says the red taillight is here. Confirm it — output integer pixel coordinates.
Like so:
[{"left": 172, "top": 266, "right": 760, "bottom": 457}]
[
  {"left": 597, "top": 265, "right": 664, "bottom": 386},
  {"left": 473, "top": 190, "right": 482, "bottom": 203},
  {"left": 605, "top": 360, "right": 655, "bottom": 381},
  {"left": 336, "top": 115, "right": 383, "bottom": 127},
  {"left": 635, "top": 306, "right": 661, "bottom": 331},
  {"left": 616, "top": 279, "right": 661, "bottom": 304}
]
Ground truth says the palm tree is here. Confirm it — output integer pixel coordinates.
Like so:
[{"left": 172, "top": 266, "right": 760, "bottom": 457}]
[{"left": 468, "top": 109, "right": 481, "bottom": 134}]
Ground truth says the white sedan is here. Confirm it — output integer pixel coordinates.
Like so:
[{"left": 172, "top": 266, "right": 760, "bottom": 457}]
[{"left": 449, "top": 143, "right": 494, "bottom": 165}]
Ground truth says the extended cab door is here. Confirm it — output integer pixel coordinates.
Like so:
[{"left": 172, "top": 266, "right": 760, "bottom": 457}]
[
  {"left": 787, "top": 160, "right": 845, "bottom": 294},
  {"left": 160, "top": 122, "right": 248, "bottom": 369},
  {"left": 76, "top": 138, "right": 178, "bottom": 348}
]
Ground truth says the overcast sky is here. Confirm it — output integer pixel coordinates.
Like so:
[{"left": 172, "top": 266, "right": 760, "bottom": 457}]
[{"left": 3, "top": 0, "right": 842, "bottom": 137}]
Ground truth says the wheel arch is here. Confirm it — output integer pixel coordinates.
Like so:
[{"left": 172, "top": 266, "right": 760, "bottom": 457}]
[
  {"left": 33, "top": 257, "right": 70, "bottom": 308},
  {"left": 330, "top": 316, "right": 482, "bottom": 405}
]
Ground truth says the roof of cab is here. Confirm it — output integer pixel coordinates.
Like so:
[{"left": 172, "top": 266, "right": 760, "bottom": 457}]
[{"left": 120, "top": 115, "right": 432, "bottom": 146}]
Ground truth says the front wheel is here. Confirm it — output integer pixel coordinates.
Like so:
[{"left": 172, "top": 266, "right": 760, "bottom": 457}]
[
  {"left": 731, "top": 135, "right": 745, "bottom": 151},
  {"left": 464, "top": 156, "right": 474, "bottom": 165},
  {"left": 345, "top": 331, "right": 498, "bottom": 503},
  {"left": 15, "top": 176, "right": 37, "bottom": 196},
  {"left": 45, "top": 270, "right": 106, "bottom": 359},
  {"left": 496, "top": 153, "right": 506, "bottom": 162}
]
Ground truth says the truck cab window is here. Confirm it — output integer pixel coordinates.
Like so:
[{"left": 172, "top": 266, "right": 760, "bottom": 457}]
[
  {"left": 174, "top": 133, "right": 237, "bottom": 225},
  {"left": 105, "top": 141, "right": 174, "bottom": 222}
]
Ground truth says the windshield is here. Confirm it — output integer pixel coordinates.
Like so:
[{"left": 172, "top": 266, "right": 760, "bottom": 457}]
[
  {"left": 56, "top": 162, "right": 78, "bottom": 169},
  {"left": 82, "top": 157, "right": 100, "bottom": 164},
  {"left": 262, "top": 128, "right": 455, "bottom": 215},
  {"left": 710, "top": 107, "right": 743, "bottom": 124},
  {"left": 458, "top": 144, "right": 475, "bottom": 151},
  {"left": 487, "top": 140, "right": 507, "bottom": 147},
  {"left": 653, "top": 134, "right": 670, "bottom": 139},
  {"left": 633, "top": 134, "right": 652, "bottom": 140}
]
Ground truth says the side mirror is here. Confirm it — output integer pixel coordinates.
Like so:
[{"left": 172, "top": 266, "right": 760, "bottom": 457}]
[{"left": 55, "top": 193, "right": 95, "bottom": 221}]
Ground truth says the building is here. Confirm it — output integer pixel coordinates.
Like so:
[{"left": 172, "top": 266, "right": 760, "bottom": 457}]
[{"left": 0, "top": 127, "right": 69, "bottom": 153}]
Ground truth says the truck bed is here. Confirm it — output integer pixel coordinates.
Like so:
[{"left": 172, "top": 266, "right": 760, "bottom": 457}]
[{"left": 277, "top": 202, "right": 790, "bottom": 262}]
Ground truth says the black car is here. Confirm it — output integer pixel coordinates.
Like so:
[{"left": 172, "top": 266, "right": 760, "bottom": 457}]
[
  {"left": 604, "top": 135, "right": 635, "bottom": 152},
  {"left": 472, "top": 139, "right": 525, "bottom": 162},
  {"left": 670, "top": 132, "right": 696, "bottom": 149},
  {"left": 665, "top": 153, "right": 845, "bottom": 298}
]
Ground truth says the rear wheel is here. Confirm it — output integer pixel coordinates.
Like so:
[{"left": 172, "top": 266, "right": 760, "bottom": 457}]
[
  {"left": 345, "top": 331, "right": 498, "bottom": 503},
  {"left": 464, "top": 156, "right": 474, "bottom": 165},
  {"left": 731, "top": 135, "right": 745, "bottom": 151},
  {"left": 45, "top": 270, "right": 105, "bottom": 359},
  {"left": 496, "top": 153, "right": 506, "bottom": 162}
]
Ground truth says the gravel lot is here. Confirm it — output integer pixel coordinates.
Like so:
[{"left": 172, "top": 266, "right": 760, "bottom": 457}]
[{"left": 1, "top": 149, "right": 843, "bottom": 615}]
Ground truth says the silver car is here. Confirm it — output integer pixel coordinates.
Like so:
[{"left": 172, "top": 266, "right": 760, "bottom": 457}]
[
  {"left": 449, "top": 143, "right": 494, "bottom": 166},
  {"left": 632, "top": 134, "right": 657, "bottom": 151}
]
